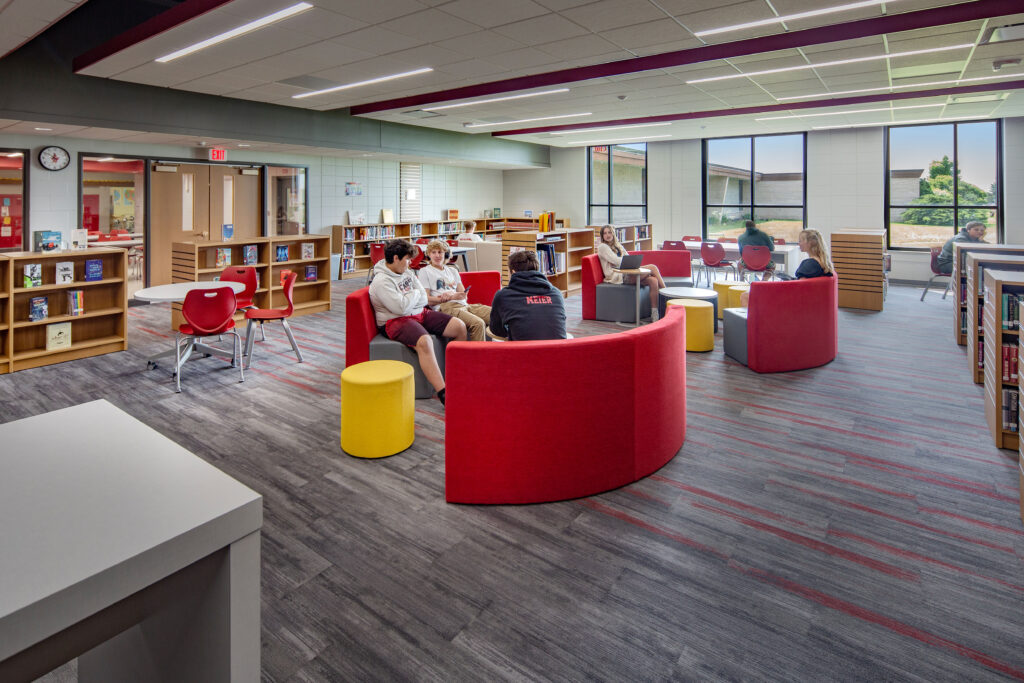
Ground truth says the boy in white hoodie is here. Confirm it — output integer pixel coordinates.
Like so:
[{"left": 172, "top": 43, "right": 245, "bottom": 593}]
[{"left": 368, "top": 240, "right": 467, "bottom": 405}]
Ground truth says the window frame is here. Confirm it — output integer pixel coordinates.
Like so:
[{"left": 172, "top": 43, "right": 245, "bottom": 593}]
[
  {"left": 587, "top": 144, "right": 648, "bottom": 225},
  {"left": 884, "top": 119, "right": 1003, "bottom": 251},
  {"left": 0, "top": 147, "right": 30, "bottom": 251}
]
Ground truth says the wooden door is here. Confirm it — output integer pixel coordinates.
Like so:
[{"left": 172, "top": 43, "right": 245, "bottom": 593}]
[
  {"left": 149, "top": 164, "right": 210, "bottom": 286},
  {"left": 208, "top": 166, "right": 261, "bottom": 240}
]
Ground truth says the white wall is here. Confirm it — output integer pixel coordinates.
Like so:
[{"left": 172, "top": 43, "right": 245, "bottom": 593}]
[
  {"left": 1003, "top": 117, "right": 1024, "bottom": 245},
  {"left": 648, "top": 139, "right": 701, "bottom": 240},
  {"left": 502, "top": 147, "right": 587, "bottom": 227}
]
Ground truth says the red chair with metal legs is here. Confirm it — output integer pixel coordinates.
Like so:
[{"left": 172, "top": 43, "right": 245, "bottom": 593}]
[
  {"left": 718, "top": 237, "right": 738, "bottom": 243},
  {"left": 700, "top": 242, "right": 736, "bottom": 287},
  {"left": 738, "top": 245, "right": 774, "bottom": 282},
  {"left": 680, "top": 236, "right": 704, "bottom": 282},
  {"left": 410, "top": 238, "right": 428, "bottom": 270},
  {"left": 243, "top": 270, "right": 302, "bottom": 369},
  {"left": 921, "top": 246, "right": 952, "bottom": 301},
  {"left": 365, "top": 242, "right": 386, "bottom": 285},
  {"left": 219, "top": 266, "right": 258, "bottom": 310},
  {"left": 773, "top": 237, "right": 786, "bottom": 245},
  {"left": 176, "top": 287, "right": 244, "bottom": 393}
]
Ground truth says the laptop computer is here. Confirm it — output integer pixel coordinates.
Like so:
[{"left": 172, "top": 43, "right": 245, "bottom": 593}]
[{"left": 618, "top": 254, "right": 643, "bottom": 270}]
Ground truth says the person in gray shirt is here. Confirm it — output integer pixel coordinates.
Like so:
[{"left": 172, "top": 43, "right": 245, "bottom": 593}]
[{"left": 936, "top": 221, "right": 985, "bottom": 274}]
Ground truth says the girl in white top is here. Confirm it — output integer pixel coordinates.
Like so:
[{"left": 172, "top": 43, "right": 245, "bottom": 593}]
[
  {"left": 596, "top": 224, "right": 665, "bottom": 319},
  {"left": 456, "top": 220, "right": 484, "bottom": 242}
]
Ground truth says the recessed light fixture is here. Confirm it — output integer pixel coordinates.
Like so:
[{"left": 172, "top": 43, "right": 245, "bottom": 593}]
[
  {"left": 756, "top": 103, "right": 944, "bottom": 121},
  {"left": 686, "top": 44, "right": 973, "bottom": 84},
  {"left": 695, "top": 0, "right": 898, "bottom": 37},
  {"left": 775, "top": 73, "right": 1022, "bottom": 101},
  {"left": 424, "top": 88, "right": 570, "bottom": 111},
  {"left": 565, "top": 134, "right": 672, "bottom": 146},
  {"left": 812, "top": 114, "right": 987, "bottom": 130},
  {"left": 293, "top": 67, "right": 434, "bottom": 99},
  {"left": 237, "top": 144, "right": 251, "bottom": 147},
  {"left": 156, "top": 2, "right": 313, "bottom": 63},
  {"left": 34, "top": 127, "right": 52, "bottom": 131},
  {"left": 96, "top": 157, "right": 116, "bottom": 162},
  {"left": 550, "top": 123, "right": 672, "bottom": 135},
  {"left": 464, "top": 113, "right": 593, "bottom": 129}
]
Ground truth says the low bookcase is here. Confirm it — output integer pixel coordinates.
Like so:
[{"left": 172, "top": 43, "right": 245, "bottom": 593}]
[
  {"left": 590, "top": 223, "right": 654, "bottom": 252},
  {"left": 965, "top": 253, "right": 1024, "bottom": 384},
  {"left": 268, "top": 235, "right": 331, "bottom": 314},
  {"left": 952, "top": 243, "right": 1024, "bottom": 346},
  {"left": 501, "top": 228, "right": 594, "bottom": 297},
  {"left": 1019, "top": 333, "right": 1024, "bottom": 525},
  {"left": 4, "top": 248, "right": 127, "bottom": 372},
  {"left": 982, "top": 269, "right": 1024, "bottom": 450}
]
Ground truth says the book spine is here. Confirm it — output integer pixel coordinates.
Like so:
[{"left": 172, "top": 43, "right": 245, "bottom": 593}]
[
  {"left": 1002, "top": 293, "right": 1008, "bottom": 330},
  {"left": 1003, "top": 343, "right": 1010, "bottom": 382},
  {"left": 1012, "top": 345, "right": 1018, "bottom": 383},
  {"left": 978, "top": 340, "right": 984, "bottom": 369}
]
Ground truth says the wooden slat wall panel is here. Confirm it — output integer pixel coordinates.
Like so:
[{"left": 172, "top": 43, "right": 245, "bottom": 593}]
[{"left": 832, "top": 230, "right": 885, "bottom": 311}]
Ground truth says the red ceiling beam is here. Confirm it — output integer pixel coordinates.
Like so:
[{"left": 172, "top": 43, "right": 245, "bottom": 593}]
[
  {"left": 73, "top": 0, "right": 236, "bottom": 72},
  {"left": 349, "top": 0, "right": 1021, "bottom": 116},
  {"left": 490, "top": 80, "right": 1024, "bottom": 136}
]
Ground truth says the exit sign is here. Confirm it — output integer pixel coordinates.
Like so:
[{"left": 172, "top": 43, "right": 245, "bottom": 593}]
[{"left": 209, "top": 148, "right": 227, "bottom": 161}]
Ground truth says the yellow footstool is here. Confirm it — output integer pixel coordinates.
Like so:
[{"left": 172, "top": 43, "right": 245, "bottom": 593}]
[
  {"left": 341, "top": 360, "right": 414, "bottom": 458},
  {"left": 727, "top": 284, "right": 750, "bottom": 309},
  {"left": 666, "top": 299, "right": 714, "bottom": 352},
  {"left": 712, "top": 281, "right": 736, "bottom": 319}
]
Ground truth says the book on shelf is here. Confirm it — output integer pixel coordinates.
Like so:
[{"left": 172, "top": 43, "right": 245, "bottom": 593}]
[
  {"left": 46, "top": 322, "right": 71, "bottom": 350},
  {"left": 446, "top": 209, "right": 459, "bottom": 220},
  {"left": 243, "top": 244, "right": 258, "bottom": 265},
  {"left": 493, "top": 208, "right": 501, "bottom": 219},
  {"left": 23, "top": 263, "right": 42, "bottom": 287},
  {"left": 29, "top": 296, "right": 48, "bottom": 321},
  {"left": 216, "top": 248, "right": 232, "bottom": 267},
  {"left": 55, "top": 261, "right": 74, "bottom": 284},
  {"left": 34, "top": 230, "right": 62, "bottom": 252},
  {"left": 1001, "top": 388, "right": 1019, "bottom": 432},
  {"left": 344, "top": 228, "right": 356, "bottom": 241},
  {"left": 84, "top": 259, "right": 103, "bottom": 282},
  {"left": 342, "top": 257, "right": 357, "bottom": 273},
  {"left": 276, "top": 245, "right": 290, "bottom": 262},
  {"left": 1000, "top": 293, "right": 1024, "bottom": 330},
  {"left": 342, "top": 243, "right": 355, "bottom": 256},
  {"left": 222, "top": 223, "right": 234, "bottom": 240},
  {"left": 978, "top": 340, "right": 983, "bottom": 369},
  {"left": 347, "top": 211, "right": 366, "bottom": 225},
  {"left": 637, "top": 225, "right": 650, "bottom": 239},
  {"left": 381, "top": 209, "right": 394, "bottom": 223},
  {"left": 301, "top": 242, "right": 315, "bottom": 260},
  {"left": 359, "top": 226, "right": 395, "bottom": 240},
  {"left": 67, "top": 289, "right": 84, "bottom": 316},
  {"left": 70, "top": 229, "right": 88, "bottom": 250},
  {"left": 410, "top": 224, "right": 422, "bottom": 237},
  {"left": 304, "top": 265, "right": 317, "bottom": 281},
  {"left": 615, "top": 228, "right": 628, "bottom": 243},
  {"left": 537, "top": 243, "right": 557, "bottom": 275}
]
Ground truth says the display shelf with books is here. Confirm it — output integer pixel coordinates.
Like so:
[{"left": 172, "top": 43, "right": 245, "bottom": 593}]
[
  {"left": 501, "top": 228, "right": 593, "bottom": 297},
  {"left": 268, "top": 235, "right": 331, "bottom": 314},
  {"left": 495, "top": 216, "right": 571, "bottom": 232},
  {"left": 1018, "top": 333, "right": 1024, "bottom": 525},
  {"left": 0, "top": 255, "right": 8, "bottom": 374},
  {"left": 982, "top": 268, "right": 1024, "bottom": 450},
  {"left": 589, "top": 223, "right": 655, "bottom": 253},
  {"left": 952, "top": 243, "right": 1024, "bottom": 346},
  {"left": 5, "top": 248, "right": 126, "bottom": 372},
  {"left": 964, "top": 252, "right": 1024, "bottom": 383}
]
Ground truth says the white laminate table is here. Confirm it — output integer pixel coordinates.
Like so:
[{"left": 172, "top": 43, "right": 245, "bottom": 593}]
[
  {"left": 416, "top": 243, "right": 476, "bottom": 270},
  {"left": 87, "top": 238, "right": 143, "bottom": 249},
  {"left": 0, "top": 400, "right": 262, "bottom": 682},
  {"left": 614, "top": 267, "right": 651, "bottom": 327}
]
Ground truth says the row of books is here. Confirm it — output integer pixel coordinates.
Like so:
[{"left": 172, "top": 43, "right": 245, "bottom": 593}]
[
  {"left": 536, "top": 244, "right": 566, "bottom": 276},
  {"left": 636, "top": 225, "right": 650, "bottom": 239},
  {"left": 206, "top": 243, "right": 317, "bottom": 268},
  {"left": 960, "top": 309, "right": 967, "bottom": 335},
  {"left": 439, "top": 222, "right": 460, "bottom": 235},
  {"left": 23, "top": 260, "right": 103, "bottom": 287},
  {"left": 1000, "top": 343, "right": 1018, "bottom": 382},
  {"left": 342, "top": 258, "right": 360, "bottom": 274},
  {"left": 1001, "top": 388, "right": 1019, "bottom": 433},
  {"left": 999, "top": 293, "right": 1024, "bottom": 329},
  {"left": 28, "top": 290, "right": 86, "bottom": 321},
  {"left": 358, "top": 226, "right": 396, "bottom": 240}
]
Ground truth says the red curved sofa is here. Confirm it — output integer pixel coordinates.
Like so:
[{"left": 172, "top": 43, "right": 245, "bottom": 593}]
[
  {"left": 582, "top": 250, "right": 692, "bottom": 320},
  {"left": 444, "top": 307, "right": 687, "bottom": 504}
]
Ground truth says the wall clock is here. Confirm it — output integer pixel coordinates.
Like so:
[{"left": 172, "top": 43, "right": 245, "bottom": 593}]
[{"left": 39, "top": 146, "right": 70, "bottom": 171}]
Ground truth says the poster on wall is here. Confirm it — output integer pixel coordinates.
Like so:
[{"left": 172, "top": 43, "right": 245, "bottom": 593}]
[{"left": 345, "top": 182, "right": 363, "bottom": 196}]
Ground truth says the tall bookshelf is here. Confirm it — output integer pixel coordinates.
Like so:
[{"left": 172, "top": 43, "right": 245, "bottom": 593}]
[
  {"left": 0, "top": 255, "right": 9, "bottom": 374},
  {"left": 494, "top": 216, "right": 570, "bottom": 231},
  {"left": 5, "top": 248, "right": 127, "bottom": 372},
  {"left": 1018, "top": 332, "right": 1024, "bottom": 524},
  {"left": 952, "top": 243, "right": 1024, "bottom": 346},
  {"left": 501, "top": 228, "right": 594, "bottom": 297},
  {"left": 590, "top": 223, "right": 654, "bottom": 252},
  {"left": 982, "top": 268, "right": 1024, "bottom": 451},
  {"left": 332, "top": 221, "right": 473, "bottom": 281},
  {"left": 965, "top": 253, "right": 1024, "bottom": 384},
  {"left": 831, "top": 230, "right": 885, "bottom": 311}
]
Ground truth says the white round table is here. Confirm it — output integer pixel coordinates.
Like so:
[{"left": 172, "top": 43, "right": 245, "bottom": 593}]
[{"left": 135, "top": 280, "right": 244, "bottom": 303}]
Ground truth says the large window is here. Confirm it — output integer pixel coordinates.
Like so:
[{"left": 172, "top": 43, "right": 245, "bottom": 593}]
[
  {"left": 703, "top": 133, "right": 805, "bottom": 242},
  {"left": 0, "top": 148, "right": 27, "bottom": 251},
  {"left": 886, "top": 120, "right": 1001, "bottom": 249},
  {"left": 588, "top": 144, "right": 647, "bottom": 224},
  {"left": 268, "top": 165, "right": 307, "bottom": 235}
]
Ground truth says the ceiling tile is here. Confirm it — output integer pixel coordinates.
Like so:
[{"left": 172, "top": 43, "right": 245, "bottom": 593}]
[
  {"left": 272, "top": 7, "right": 369, "bottom": 40},
  {"left": 533, "top": 0, "right": 596, "bottom": 9},
  {"left": 438, "top": 0, "right": 550, "bottom": 28},
  {"left": 599, "top": 18, "right": 694, "bottom": 51},
  {"left": 484, "top": 47, "right": 567, "bottom": 70},
  {"left": 434, "top": 58, "right": 508, "bottom": 79},
  {"left": 491, "top": 13, "right": 590, "bottom": 45},
  {"left": 432, "top": 30, "right": 526, "bottom": 57},
  {"left": 560, "top": 0, "right": 668, "bottom": 33},
  {"left": 378, "top": 8, "right": 483, "bottom": 41},
  {"left": 672, "top": 0, "right": 774, "bottom": 34},
  {"left": 316, "top": 0, "right": 430, "bottom": 24},
  {"left": 328, "top": 26, "right": 427, "bottom": 55},
  {"left": 535, "top": 33, "right": 625, "bottom": 60}
]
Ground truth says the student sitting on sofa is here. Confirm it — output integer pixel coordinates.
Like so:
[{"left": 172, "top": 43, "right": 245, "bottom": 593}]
[
  {"left": 489, "top": 249, "right": 566, "bottom": 340},
  {"left": 456, "top": 220, "right": 483, "bottom": 242},
  {"left": 740, "top": 229, "right": 834, "bottom": 306},
  {"left": 596, "top": 224, "right": 665, "bottom": 320},
  {"left": 418, "top": 239, "right": 491, "bottom": 341},
  {"left": 369, "top": 239, "right": 467, "bottom": 405}
]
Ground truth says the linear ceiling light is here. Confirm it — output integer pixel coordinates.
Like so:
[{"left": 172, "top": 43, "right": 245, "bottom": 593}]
[
  {"left": 156, "top": 2, "right": 313, "bottom": 63},
  {"left": 812, "top": 114, "right": 987, "bottom": 130},
  {"left": 465, "top": 113, "right": 592, "bottom": 128},
  {"left": 565, "top": 135, "right": 672, "bottom": 146},
  {"left": 756, "top": 103, "right": 944, "bottom": 121},
  {"left": 293, "top": 68, "right": 434, "bottom": 99},
  {"left": 695, "top": 0, "right": 897, "bottom": 37},
  {"left": 550, "top": 123, "right": 672, "bottom": 135},
  {"left": 775, "top": 73, "right": 1022, "bottom": 101},
  {"left": 424, "top": 88, "right": 570, "bottom": 111},
  {"left": 686, "top": 44, "right": 972, "bottom": 84}
]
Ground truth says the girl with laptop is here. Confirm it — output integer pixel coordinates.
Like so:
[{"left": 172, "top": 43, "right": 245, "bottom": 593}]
[{"left": 596, "top": 224, "right": 666, "bottom": 321}]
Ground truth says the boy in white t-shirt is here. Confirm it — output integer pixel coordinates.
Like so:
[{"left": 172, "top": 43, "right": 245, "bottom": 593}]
[
  {"left": 455, "top": 220, "right": 483, "bottom": 242},
  {"left": 417, "top": 239, "right": 491, "bottom": 341}
]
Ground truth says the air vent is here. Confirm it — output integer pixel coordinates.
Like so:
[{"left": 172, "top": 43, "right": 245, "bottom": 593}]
[
  {"left": 981, "top": 23, "right": 1024, "bottom": 44},
  {"left": 401, "top": 110, "right": 444, "bottom": 119}
]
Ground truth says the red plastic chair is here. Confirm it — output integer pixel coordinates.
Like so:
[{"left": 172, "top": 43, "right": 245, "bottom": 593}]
[
  {"left": 921, "top": 246, "right": 952, "bottom": 301},
  {"left": 409, "top": 238, "right": 429, "bottom": 270},
  {"left": 700, "top": 242, "right": 736, "bottom": 286},
  {"left": 661, "top": 240, "right": 687, "bottom": 250},
  {"left": 739, "top": 245, "right": 773, "bottom": 282},
  {"left": 365, "top": 242, "right": 387, "bottom": 285},
  {"left": 677, "top": 236, "right": 704, "bottom": 280},
  {"left": 718, "top": 236, "right": 738, "bottom": 243},
  {"left": 445, "top": 239, "right": 461, "bottom": 267},
  {"left": 219, "top": 266, "right": 258, "bottom": 310},
  {"left": 243, "top": 270, "right": 302, "bottom": 368},
  {"left": 773, "top": 237, "right": 786, "bottom": 245},
  {"left": 176, "top": 286, "right": 243, "bottom": 392}
]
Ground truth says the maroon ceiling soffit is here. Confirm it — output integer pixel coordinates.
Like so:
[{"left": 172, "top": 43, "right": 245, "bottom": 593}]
[
  {"left": 349, "top": 0, "right": 1020, "bottom": 116},
  {"left": 73, "top": 0, "right": 236, "bottom": 72},
  {"left": 491, "top": 80, "right": 1024, "bottom": 136}
]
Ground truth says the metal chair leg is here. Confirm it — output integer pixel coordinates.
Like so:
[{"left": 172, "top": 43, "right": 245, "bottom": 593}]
[
  {"left": 942, "top": 279, "right": 951, "bottom": 300},
  {"left": 234, "top": 331, "right": 245, "bottom": 383},
  {"left": 282, "top": 319, "right": 303, "bottom": 363},
  {"left": 175, "top": 332, "right": 184, "bottom": 393},
  {"left": 244, "top": 319, "right": 257, "bottom": 369}
]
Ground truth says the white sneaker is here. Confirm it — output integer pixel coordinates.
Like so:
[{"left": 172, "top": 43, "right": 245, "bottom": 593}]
[{"left": 650, "top": 309, "right": 660, "bottom": 322}]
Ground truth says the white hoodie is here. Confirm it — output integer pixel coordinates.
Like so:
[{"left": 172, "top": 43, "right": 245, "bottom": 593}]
[{"left": 368, "top": 259, "right": 428, "bottom": 326}]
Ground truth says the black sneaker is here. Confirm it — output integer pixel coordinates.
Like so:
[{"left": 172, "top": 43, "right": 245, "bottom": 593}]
[{"left": 437, "top": 388, "right": 446, "bottom": 406}]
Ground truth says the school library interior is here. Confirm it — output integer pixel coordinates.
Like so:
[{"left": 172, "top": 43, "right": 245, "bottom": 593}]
[{"left": 1, "top": 0, "right": 1023, "bottom": 680}]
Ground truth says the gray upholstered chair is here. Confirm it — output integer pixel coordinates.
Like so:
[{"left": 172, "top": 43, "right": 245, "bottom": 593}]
[
  {"left": 369, "top": 334, "right": 447, "bottom": 398},
  {"left": 596, "top": 282, "right": 651, "bottom": 322}
]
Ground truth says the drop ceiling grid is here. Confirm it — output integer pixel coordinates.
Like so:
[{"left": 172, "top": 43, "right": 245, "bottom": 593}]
[{"left": 0, "top": 0, "right": 87, "bottom": 60}]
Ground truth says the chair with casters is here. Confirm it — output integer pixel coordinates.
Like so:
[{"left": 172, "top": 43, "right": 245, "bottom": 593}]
[
  {"left": 738, "top": 245, "right": 774, "bottom": 282},
  {"left": 365, "top": 242, "right": 386, "bottom": 285},
  {"left": 243, "top": 270, "right": 303, "bottom": 369},
  {"left": 700, "top": 242, "right": 736, "bottom": 287},
  {"left": 219, "top": 266, "right": 258, "bottom": 311},
  {"left": 176, "top": 287, "right": 244, "bottom": 393},
  {"left": 921, "top": 246, "right": 952, "bottom": 301}
]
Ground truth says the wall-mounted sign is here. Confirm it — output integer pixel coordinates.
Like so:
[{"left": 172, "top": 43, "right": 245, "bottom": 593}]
[{"left": 209, "top": 148, "right": 227, "bottom": 162}]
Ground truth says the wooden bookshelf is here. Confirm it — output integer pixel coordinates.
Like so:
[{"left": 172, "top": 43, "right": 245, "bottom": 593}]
[
  {"left": 268, "top": 235, "right": 331, "bottom": 314},
  {"left": 5, "top": 248, "right": 127, "bottom": 372},
  {"left": 492, "top": 216, "right": 570, "bottom": 231},
  {"left": 1019, "top": 333, "right": 1024, "bottom": 524},
  {"left": 590, "top": 223, "right": 654, "bottom": 252},
  {"left": 982, "top": 269, "right": 1024, "bottom": 450},
  {"left": 831, "top": 230, "right": 885, "bottom": 311},
  {"left": 952, "top": 243, "right": 1024, "bottom": 346},
  {"left": 965, "top": 253, "right": 1024, "bottom": 383},
  {"left": 501, "top": 228, "right": 594, "bottom": 297},
  {"left": 332, "top": 221, "right": 486, "bottom": 280}
]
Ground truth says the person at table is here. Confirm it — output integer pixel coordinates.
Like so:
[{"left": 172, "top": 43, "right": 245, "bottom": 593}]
[
  {"left": 369, "top": 239, "right": 467, "bottom": 405},
  {"left": 596, "top": 224, "right": 665, "bottom": 320},
  {"left": 489, "top": 250, "right": 566, "bottom": 340},
  {"left": 456, "top": 220, "right": 483, "bottom": 242},
  {"left": 737, "top": 219, "right": 776, "bottom": 280},
  {"left": 418, "top": 239, "right": 491, "bottom": 341},
  {"left": 936, "top": 221, "right": 986, "bottom": 275},
  {"left": 741, "top": 229, "right": 834, "bottom": 306}
]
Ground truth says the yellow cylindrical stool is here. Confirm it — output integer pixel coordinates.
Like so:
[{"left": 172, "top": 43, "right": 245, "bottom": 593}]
[
  {"left": 712, "top": 281, "right": 734, "bottom": 319},
  {"left": 727, "top": 284, "right": 750, "bottom": 309},
  {"left": 666, "top": 299, "right": 714, "bottom": 352},
  {"left": 341, "top": 360, "right": 415, "bottom": 458}
]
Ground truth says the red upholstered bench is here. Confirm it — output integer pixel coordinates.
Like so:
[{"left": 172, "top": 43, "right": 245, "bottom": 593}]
[
  {"left": 628, "top": 249, "right": 693, "bottom": 287},
  {"left": 444, "top": 307, "right": 687, "bottom": 504},
  {"left": 582, "top": 251, "right": 693, "bottom": 321}
]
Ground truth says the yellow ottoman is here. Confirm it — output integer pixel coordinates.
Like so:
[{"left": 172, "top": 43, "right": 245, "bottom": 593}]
[
  {"left": 712, "top": 281, "right": 735, "bottom": 319},
  {"left": 666, "top": 299, "right": 714, "bottom": 352},
  {"left": 341, "top": 360, "right": 414, "bottom": 458},
  {"left": 727, "top": 284, "right": 750, "bottom": 309}
]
